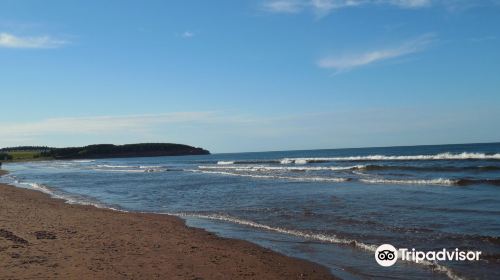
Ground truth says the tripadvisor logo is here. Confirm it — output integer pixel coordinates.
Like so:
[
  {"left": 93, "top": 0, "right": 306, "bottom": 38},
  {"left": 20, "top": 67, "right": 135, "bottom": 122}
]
[
  {"left": 375, "top": 244, "right": 481, "bottom": 267},
  {"left": 375, "top": 244, "right": 398, "bottom": 267}
]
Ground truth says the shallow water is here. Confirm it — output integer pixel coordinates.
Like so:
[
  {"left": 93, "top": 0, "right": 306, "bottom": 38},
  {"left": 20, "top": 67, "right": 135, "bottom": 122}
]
[{"left": 2, "top": 143, "right": 500, "bottom": 279}]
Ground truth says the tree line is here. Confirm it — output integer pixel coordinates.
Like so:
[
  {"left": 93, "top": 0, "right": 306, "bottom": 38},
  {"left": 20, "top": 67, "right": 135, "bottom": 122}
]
[{"left": 41, "top": 143, "right": 210, "bottom": 159}]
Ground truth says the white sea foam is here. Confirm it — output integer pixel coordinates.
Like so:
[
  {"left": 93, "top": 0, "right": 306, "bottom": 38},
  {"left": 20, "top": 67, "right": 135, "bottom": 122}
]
[
  {"left": 280, "top": 158, "right": 307, "bottom": 164},
  {"left": 92, "top": 165, "right": 167, "bottom": 173},
  {"left": 193, "top": 170, "right": 349, "bottom": 182},
  {"left": 294, "top": 159, "right": 308, "bottom": 165},
  {"left": 96, "top": 164, "right": 133, "bottom": 168},
  {"left": 139, "top": 165, "right": 163, "bottom": 169},
  {"left": 280, "top": 158, "right": 293, "bottom": 164},
  {"left": 281, "top": 152, "right": 500, "bottom": 164},
  {"left": 20, "top": 182, "right": 57, "bottom": 196},
  {"left": 72, "top": 160, "right": 95, "bottom": 163},
  {"left": 174, "top": 212, "right": 378, "bottom": 251},
  {"left": 360, "top": 178, "right": 458, "bottom": 186},
  {"left": 92, "top": 168, "right": 145, "bottom": 173},
  {"left": 217, "top": 161, "right": 235, "bottom": 165},
  {"left": 169, "top": 213, "right": 464, "bottom": 280},
  {"left": 16, "top": 181, "right": 126, "bottom": 211}
]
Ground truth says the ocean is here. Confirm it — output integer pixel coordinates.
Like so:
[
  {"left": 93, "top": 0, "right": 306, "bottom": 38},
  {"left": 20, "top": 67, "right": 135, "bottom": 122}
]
[{"left": 1, "top": 142, "right": 499, "bottom": 280}]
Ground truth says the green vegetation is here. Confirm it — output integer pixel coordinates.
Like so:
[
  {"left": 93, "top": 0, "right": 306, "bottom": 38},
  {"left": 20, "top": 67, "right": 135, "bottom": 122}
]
[
  {"left": 0, "top": 151, "right": 52, "bottom": 162},
  {"left": 8, "top": 151, "right": 52, "bottom": 161},
  {"left": 0, "top": 146, "right": 52, "bottom": 162},
  {"left": 1, "top": 143, "right": 210, "bottom": 162}
]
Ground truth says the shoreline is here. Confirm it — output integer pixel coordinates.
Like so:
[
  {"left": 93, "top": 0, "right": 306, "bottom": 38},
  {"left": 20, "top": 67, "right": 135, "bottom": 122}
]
[{"left": 0, "top": 170, "right": 335, "bottom": 279}]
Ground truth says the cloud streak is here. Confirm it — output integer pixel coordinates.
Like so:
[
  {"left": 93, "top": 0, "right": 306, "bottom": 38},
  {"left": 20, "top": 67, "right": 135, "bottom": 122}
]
[
  {"left": 262, "top": 0, "right": 303, "bottom": 13},
  {"left": 181, "top": 31, "right": 195, "bottom": 38},
  {"left": 0, "top": 112, "right": 218, "bottom": 137},
  {"left": 317, "top": 33, "right": 435, "bottom": 72},
  {"left": 263, "top": 0, "right": 431, "bottom": 15},
  {"left": 0, "top": 32, "right": 67, "bottom": 49}
]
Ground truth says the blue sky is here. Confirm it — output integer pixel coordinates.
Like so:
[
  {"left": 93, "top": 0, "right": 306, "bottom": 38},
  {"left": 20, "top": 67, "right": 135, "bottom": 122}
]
[{"left": 0, "top": 0, "right": 499, "bottom": 153}]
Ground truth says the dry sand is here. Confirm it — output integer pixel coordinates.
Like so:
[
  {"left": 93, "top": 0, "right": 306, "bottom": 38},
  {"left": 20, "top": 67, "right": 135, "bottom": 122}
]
[{"left": 0, "top": 170, "right": 335, "bottom": 279}]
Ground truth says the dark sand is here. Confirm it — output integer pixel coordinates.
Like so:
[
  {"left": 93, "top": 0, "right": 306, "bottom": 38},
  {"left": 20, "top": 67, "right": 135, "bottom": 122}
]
[{"left": 0, "top": 170, "right": 335, "bottom": 279}]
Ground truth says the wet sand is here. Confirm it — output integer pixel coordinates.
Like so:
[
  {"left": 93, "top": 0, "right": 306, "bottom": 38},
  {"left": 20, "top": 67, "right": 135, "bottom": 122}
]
[{"left": 0, "top": 170, "right": 335, "bottom": 279}]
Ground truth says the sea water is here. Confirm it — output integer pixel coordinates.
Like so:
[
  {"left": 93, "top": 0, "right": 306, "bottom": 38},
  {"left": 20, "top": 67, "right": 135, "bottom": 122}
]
[{"left": 1, "top": 142, "right": 499, "bottom": 279}]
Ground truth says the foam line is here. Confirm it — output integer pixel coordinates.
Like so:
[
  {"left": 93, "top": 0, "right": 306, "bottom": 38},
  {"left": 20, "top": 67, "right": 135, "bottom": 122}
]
[
  {"left": 360, "top": 178, "right": 458, "bottom": 186},
  {"left": 169, "top": 213, "right": 465, "bottom": 280}
]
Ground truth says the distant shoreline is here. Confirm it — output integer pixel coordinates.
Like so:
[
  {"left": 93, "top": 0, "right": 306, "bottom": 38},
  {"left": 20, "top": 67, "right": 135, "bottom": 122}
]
[{"left": 0, "top": 143, "right": 210, "bottom": 162}]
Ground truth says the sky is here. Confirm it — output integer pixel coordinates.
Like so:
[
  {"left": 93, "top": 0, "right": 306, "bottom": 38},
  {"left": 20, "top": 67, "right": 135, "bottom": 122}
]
[{"left": 0, "top": 0, "right": 499, "bottom": 153}]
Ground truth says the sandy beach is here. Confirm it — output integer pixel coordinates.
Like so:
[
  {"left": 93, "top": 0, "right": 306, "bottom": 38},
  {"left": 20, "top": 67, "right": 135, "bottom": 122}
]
[{"left": 0, "top": 170, "right": 335, "bottom": 280}]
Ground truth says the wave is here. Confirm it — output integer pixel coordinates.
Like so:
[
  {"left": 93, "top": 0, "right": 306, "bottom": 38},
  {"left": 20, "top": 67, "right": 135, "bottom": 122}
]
[
  {"left": 96, "top": 164, "right": 133, "bottom": 168},
  {"left": 91, "top": 164, "right": 169, "bottom": 173},
  {"left": 192, "top": 170, "right": 350, "bottom": 182},
  {"left": 139, "top": 165, "right": 164, "bottom": 169},
  {"left": 175, "top": 212, "right": 378, "bottom": 250},
  {"left": 72, "top": 160, "right": 95, "bottom": 163},
  {"left": 169, "top": 212, "right": 464, "bottom": 280},
  {"left": 15, "top": 181, "right": 125, "bottom": 211},
  {"left": 92, "top": 167, "right": 167, "bottom": 173},
  {"left": 198, "top": 168, "right": 500, "bottom": 186},
  {"left": 360, "top": 164, "right": 500, "bottom": 172},
  {"left": 217, "top": 160, "right": 282, "bottom": 165},
  {"left": 199, "top": 165, "right": 365, "bottom": 172},
  {"left": 20, "top": 182, "right": 60, "bottom": 197},
  {"left": 96, "top": 164, "right": 164, "bottom": 168},
  {"left": 205, "top": 164, "right": 500, "bottom": 173},
  {"left": 92, "top": 168, "right": 146, "bottom": 173},
  {"left": 361, "top": 178, "right": 500, "bottom": 186},
  {"left": 280, "top": 152, "right": 500, "bottom": 164},
  {"left": 360, "top": 178, "right": 458, "bottom": 186},
  {"left": 19, "top": 182, "right": 99, "bottom": 206}
]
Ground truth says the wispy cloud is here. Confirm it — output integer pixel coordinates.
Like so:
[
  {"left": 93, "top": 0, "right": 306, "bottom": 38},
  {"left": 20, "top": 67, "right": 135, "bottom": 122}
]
[
  {"left": 384, "top": 0, "right": 431, "bottom": 8},
  {"left": 317, "top": 33, "right": 435, "bottom": 73},
  {"left": 181, "top": 31, "right": 195, "bottom": 39},
  {"left": 263, "top": 0, "right": 303, "bottom": 13},
  {"left": 263, "top": 0, "right": 365, "bottom": 15},
  {"left": 0, "top": 32, "right": 67, "bottom": 49},
  {"left": 262, "top": 0, "right": 493, "bottom": 16},
  {"left": 0, "top": 112, "right": 217, "bottom": 137}
]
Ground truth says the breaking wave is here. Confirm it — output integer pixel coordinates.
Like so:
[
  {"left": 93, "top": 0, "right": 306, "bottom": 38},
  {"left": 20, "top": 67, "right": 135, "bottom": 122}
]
[
  {"left": 361, "top": 178, "right": 500, "bottom": 186},
  {"left": 192, "top": 170, "right": 350, "bottom": 182},
  {"left": 199, "top": 165, "right": 365, "bottom": 172},
  {"left": 92, "top": 164, "right": 168, "bottom": 173},
  {"left": 360, "top": 164, "right": 500, "bottom": 172},
  {"left": 360, "top": 178, "right": 458, "bottom": 186},
  {"left": 96, "top": 164, "right": 133, "bottom": 168},
  {"left": 195, "top": 167, "right": 500, "bottom": 187},
  {"left": 217, "top": 160, "right": 281, "bottom": 165},
  {"left": 280, "top": 152, "right": 500, "bottom": 164},
  {"left": 71, "top": 160, "right": 95, "bottom": 163}
]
